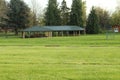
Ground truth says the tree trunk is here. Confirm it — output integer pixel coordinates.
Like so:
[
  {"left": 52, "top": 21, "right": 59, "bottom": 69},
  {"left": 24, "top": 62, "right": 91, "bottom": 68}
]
[
  {"left": 15, "top": 28, "right": 18, "bottom": 35},
  {"left": 5, "top": 27, "right": 8, "bottom": 38}
]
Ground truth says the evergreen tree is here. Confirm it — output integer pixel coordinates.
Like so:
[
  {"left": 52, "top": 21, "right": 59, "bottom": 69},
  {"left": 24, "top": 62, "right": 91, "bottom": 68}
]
[
  {"left": 69, "top": 0, "right": 83, "bottom": 27},
  {"left": 60, "top": 0, "right": 70, "bottom": 25},
  {"left": 86, "top": 7, "right": 99, "bottom": 34},
  {"left": 45, "top": 0, "right": 61, "bottom": 26},
  {"left": 7, "top": 0, "right": 30, "bottom": 35}
]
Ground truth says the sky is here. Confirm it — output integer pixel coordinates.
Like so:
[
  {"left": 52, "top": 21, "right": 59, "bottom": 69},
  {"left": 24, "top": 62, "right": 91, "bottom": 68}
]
[
  {"left": 86, "top": 0, "right": 117, "bottom": 13},
  {"left": 6, "top": 0, "right": 118, "bottom": 14},
  {"left": 25, "top": 0, "right": 118, "bottom": 14}
]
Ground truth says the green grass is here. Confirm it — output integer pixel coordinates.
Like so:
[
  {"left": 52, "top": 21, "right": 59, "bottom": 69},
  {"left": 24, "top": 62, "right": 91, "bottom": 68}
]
[
  {"left": 0, "top": 34, "right": 120, "bottom": 47},
  {"left": 0, "top": 34, "right": 120, "bottom": 80}
]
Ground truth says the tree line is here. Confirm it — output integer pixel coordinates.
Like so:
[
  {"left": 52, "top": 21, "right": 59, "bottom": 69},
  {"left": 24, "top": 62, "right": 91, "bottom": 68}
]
[{"left": 0, "top": 0, "right": 120, "bottom": 35}]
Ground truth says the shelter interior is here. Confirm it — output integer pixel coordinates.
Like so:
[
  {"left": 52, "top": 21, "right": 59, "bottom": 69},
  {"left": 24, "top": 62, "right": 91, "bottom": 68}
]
[{"left": 20, "top": 26, "right": 85, "bottom": 38}]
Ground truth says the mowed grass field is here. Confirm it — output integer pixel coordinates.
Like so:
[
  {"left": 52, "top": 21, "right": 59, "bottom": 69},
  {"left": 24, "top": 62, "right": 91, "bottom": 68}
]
[{"left": 0, "top": 34, "right": 120, "bottom": 80}]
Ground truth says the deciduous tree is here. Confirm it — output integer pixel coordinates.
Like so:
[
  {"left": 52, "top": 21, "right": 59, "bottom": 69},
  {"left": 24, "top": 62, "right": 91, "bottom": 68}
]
[
  {"left": 111, "top": 10, "right": 120, "bottom": 26},
  {"left": 111, "top": 1, "right": 120, "bottom": 26},
  {"left": 30, "top": 0, "right": 42, "bottom": 26},
  {"left": 60, "top": 0, "right": 70, "bottom": 25},
  {"left": 95, "top": 7, "right": 110, "bottom": 31},
  {"left": 82, "top": 1, "right": 86, "bottom": 27}
]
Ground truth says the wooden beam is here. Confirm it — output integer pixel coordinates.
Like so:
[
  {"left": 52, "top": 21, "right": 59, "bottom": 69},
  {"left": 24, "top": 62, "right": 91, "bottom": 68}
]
[
  {"left": 22, "top": 32, "right": 25, "bottom": 38},
  {"left": 49, "top": 32, "right": 52, "bottom": 37},
  {"left": 84, "top": 29, "right": 86, "bottom": 35},
  {"left": 62, "top": 31, "right": 63, "bottom": 36},
  {"left": 48, "top": 32, "right": 50, "bottom": 37},
  {"left": 67, "top": 31, "right": 69, "bottom": 36},
  {"left": 56, "top": 31, "right": 58, "bottom": 37},
  {"left": 73, "top": 31, "right": 75, "bottom": 36},
  {"left": 29, "top": 32, "right": 31, "bottom": 38},
  {"left": 79, "top": 30, "right": 80, "bottom": 36}
]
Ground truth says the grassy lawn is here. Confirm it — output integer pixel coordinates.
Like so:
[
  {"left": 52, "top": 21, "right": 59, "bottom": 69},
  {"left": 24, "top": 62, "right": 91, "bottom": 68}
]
[{"left": 0, "top": 34, "right": 120, "bottom": 80}]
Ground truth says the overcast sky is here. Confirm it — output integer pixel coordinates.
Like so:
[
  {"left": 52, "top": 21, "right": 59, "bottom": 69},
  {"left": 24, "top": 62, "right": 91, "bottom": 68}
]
[
  {"left": 6, "top": 0, "right": 118, "bottom": 14},
  {"left": 26, "top": 0, "right": 118, "bottom": 13}
]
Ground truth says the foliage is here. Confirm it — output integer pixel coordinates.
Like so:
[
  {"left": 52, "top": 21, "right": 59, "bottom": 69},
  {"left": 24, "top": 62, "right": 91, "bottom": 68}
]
[
  {"left": 7, "top": 0, "right": 30, "bottom": 35},
  {"left": 111, "top": 8, "right": 120, "bottom": 26},
  {"left": 95, "top": 7, "right": 110, "bottom": 30},
  {"left": 82, "top": 1, "right": 86, "bottom": 27},
  {"left": 60, "top": 0, "right": 70, "bottom": 25},
  {"left": 45, "top": 0, "right": 61, "bottom": 26},
  {"left": 69, "top": 0, "right": 83, "bottom": 27},
  {"left": 86, "top": 7, "right": 100, "bottom": 34},
  {"left": 0, "top": 0, "right": 8, "bottom": 27},
  {"left": 110, "top": 1, "right": 120, "bottom": 26},
  {"left": 30, "top": 0, "right": 42, "bottom": 26}
]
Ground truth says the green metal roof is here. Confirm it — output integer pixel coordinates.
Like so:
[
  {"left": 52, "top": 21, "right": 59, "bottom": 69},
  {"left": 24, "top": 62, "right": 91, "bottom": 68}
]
[{"left": 21, "top": 26, "right": 85, "bottom": 32}]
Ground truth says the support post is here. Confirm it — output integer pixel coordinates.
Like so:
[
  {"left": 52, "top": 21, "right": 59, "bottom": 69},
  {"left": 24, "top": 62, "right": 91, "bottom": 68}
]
[
  {"left": 62, "top": 31, "right": 63, "bottom": 36},
  {"left": 56, "top": 31, "right": 58, "bottom": 37},
  {"left": 22, "top": 32, "right": 25, "bottom": 38},
  {"left": 49, "top": 32, "right": 52, "bottom": 37},
  {"left": 67, "top": 31, "right": 69, "bottom": 36},
  {"left": 73, "top": 31, "right": 75, "bottom": 36},
  {"left": 84, "top": 29, "right": 86, "bottom": 35},
  {"left": 75, "top": 31, "right": 77, "bottom": 36},
  {"left": 29, "top": 32, "right": 31, "bottom": 38},
  {"left": 79, "top": 30, "right": 80, "bottom": 36},
  {"left": 48, "top": 32, "right": 50, "bottom": 37}
]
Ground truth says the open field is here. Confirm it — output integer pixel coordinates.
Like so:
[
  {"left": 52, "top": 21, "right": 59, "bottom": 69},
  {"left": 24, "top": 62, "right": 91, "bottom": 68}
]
[
  {"left": 0, "top": 33, "right": 120, "bottom": 47},
  {"left": 0, "top": 34, "right": 120, "bottom": 80}
]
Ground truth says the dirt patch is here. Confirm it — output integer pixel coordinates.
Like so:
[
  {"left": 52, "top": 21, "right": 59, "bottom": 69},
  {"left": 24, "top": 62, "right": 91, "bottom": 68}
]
[{"left": 45, "top": 45, "right": 60, "bottom": 47}]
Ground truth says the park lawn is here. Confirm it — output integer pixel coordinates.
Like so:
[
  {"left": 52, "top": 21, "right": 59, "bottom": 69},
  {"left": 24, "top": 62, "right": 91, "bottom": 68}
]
[
  {"left": 0, "top": 34, "right": 120, "bottom": 80},
  {"left": 0, "top": 34, "right": 120, "bottom": 47}
]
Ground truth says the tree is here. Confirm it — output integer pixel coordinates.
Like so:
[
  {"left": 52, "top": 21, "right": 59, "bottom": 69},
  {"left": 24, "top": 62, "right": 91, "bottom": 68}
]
[
  {"left": 0, "top": 0, "right": 8, "bottom": 27},
  {"left": 30, "top": 0, "right": 42, "bottom": 26},
  {"left": 95, "top": 7, "right": 110, "bottom": 31},
  {"left": 111, "top": 3, "right": 120, "bottom": 26},
  {"left": 111, "top": 10, "right": 120, "bottom": 26},
  {"left": 69, "top": 0, "right": 83, "bottom": 27},
  {"left": 82, "top": 1, "right": 86, "bottom": 27},
  {"left": 45, "top": 0, "right": 61, "bottom": 26},
  {"left": 86, "top": 7, "right": 99, "bottom": 34},
  {"left": 110, "top": 0, "right": 120, "bottom": 26},
  {"left": 60, "top": 0, "right": 70, "bottom": 25},
  {"left": 7, "top": 0, "right": 30, "bottom": 35}
]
